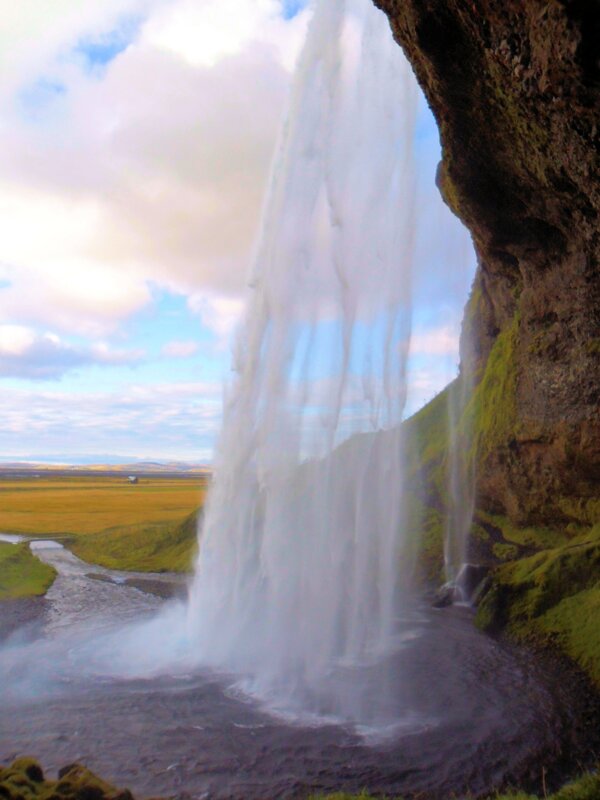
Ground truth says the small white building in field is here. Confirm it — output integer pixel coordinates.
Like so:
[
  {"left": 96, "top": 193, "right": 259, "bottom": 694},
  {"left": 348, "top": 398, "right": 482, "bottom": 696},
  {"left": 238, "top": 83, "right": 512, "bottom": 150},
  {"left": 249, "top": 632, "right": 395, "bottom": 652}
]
[{"left": 128, "top": 476, "right": 138, "bottom": 484}]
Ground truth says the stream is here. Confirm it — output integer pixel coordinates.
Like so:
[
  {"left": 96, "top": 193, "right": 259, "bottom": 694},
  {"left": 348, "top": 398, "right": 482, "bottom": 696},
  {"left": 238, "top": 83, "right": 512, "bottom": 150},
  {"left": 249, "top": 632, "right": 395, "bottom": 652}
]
[{"left": 0, "top": 535, "right": 593, "bottom": 799}]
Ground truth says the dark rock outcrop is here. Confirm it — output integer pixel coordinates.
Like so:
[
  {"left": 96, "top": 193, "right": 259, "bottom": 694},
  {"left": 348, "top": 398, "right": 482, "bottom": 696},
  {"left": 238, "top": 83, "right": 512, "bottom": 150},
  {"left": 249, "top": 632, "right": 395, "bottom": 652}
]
[{"left": 375, "top": 0, "right": 600, "bottom": 528}]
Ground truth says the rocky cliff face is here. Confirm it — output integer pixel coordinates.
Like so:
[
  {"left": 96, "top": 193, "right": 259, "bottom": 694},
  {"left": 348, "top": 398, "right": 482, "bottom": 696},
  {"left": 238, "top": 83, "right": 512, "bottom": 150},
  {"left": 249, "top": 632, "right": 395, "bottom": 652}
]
[{"left": 375, "top": 0, "right": 600, "bottom": 528}]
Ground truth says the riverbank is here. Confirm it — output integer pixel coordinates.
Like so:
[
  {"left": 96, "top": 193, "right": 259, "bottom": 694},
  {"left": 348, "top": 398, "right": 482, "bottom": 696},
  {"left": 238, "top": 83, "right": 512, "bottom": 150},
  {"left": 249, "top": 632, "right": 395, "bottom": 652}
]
[
  {"left": 0, "top": 474, "right": 203, "bottom": 586},
  {"left": 0, "top": 542, "right": 56, "bottom": 602},
  {"left": 2, "top": 600, "right": 598, "bottom": 798},
  {"left": 2, "top": 541, "right": 599, "bottom": 799},
  {"left": 0, "top": 537, "right": 186, "bottom": 643},
  {"left": 2, "top": 754, "right": 599, "bottom": 800}
]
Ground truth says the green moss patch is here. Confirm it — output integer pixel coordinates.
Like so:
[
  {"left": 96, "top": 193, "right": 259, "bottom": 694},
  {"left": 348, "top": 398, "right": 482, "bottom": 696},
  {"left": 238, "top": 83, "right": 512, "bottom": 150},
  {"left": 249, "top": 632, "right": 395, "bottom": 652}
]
[
  {"left": 479, "top": 511, "right": 569, "bottom": 551},
  {"left": 69, "top": 510, "right": 199, "bottom": 573},
  {"left": 556, "top": 497, "right": 600, "bottom": 527},
  {"left": 0, "top": 759, "right": 134, "bottom": 800},
  {"left": 463, "top": 312, "right": 519, "bottom": 460},
  {"left": 0, "top": 542, "right": 56, "bottom": 600},
  {"left": 539, "top": 586, "right": 600, "bottom": 686},
  {"left": 492, "top": 542, "right": 519, "bottom": 561},
  {"left": 476, "top": 527, "right": 600, "bottom": 684}
]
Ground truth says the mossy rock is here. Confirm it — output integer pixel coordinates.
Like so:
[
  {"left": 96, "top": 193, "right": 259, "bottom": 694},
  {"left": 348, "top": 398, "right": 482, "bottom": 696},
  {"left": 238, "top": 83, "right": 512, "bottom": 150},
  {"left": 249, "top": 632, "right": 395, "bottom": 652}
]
[
  {"left": 476, "top": 533, "right": 600, "bottom": 685},
  {"left": 0, "top": 760, "right": 133, "bottom": 800}
]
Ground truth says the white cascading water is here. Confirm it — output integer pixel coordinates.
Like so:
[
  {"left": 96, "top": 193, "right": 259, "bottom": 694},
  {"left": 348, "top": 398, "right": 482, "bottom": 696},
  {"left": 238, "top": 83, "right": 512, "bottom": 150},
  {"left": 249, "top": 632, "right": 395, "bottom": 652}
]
[
  {"left": 186, "top": 0, "right": 418, "bottom": 720},
  {"left": 444, "top": 372, "right": 476, "bottom": 591}
]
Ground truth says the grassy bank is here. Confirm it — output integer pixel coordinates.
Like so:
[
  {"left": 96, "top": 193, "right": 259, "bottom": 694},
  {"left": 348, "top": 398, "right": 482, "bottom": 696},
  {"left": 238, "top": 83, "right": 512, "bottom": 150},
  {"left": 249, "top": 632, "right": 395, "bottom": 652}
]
[
  {"left": 0, "top": 542, "right": 56, "bottom": 600},
  {"left": 312, "top": 768, "right": 600, "bottom": 797},
  {"left": 0, "top": 475, "right": 205, "bottom": 578},
  {"left": 70, "top": 511, "right": 199, "bottom": 573}
]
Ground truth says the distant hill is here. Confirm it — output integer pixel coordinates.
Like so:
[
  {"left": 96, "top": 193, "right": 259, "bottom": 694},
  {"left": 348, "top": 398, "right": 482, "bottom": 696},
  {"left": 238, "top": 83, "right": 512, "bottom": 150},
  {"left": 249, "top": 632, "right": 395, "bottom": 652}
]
[
  {"left": 0, "top": 456, "right": 211, "bottom": 475},
  {"left": 0, "top": 459, "right": 211, "bottom": 478}
]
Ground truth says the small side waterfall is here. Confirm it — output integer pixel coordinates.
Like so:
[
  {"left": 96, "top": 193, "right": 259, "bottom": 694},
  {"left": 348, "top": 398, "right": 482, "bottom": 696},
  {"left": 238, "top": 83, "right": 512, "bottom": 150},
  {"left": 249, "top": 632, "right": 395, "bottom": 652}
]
[{"left": 444, "top": 370, "right": 476, "bottom": 595}]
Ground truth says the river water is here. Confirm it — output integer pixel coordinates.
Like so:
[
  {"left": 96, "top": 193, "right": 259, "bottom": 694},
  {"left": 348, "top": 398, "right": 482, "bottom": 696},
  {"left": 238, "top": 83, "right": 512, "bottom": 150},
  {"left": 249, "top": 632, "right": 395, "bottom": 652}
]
[{"left": 0, "top": 538, "right": 590, "bottom": 799}]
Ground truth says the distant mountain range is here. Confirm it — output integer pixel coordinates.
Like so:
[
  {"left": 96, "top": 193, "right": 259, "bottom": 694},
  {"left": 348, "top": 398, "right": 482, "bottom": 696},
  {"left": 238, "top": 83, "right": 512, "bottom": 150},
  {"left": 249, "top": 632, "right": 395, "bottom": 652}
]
[{"left": 0, "top": 455, "right": 210, "bottom": 473}]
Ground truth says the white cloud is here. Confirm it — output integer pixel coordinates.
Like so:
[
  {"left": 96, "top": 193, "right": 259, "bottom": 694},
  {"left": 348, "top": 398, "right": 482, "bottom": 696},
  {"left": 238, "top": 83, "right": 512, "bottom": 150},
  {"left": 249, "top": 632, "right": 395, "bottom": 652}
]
[
  {"left": 0, "top": 324, "right": 143, "bottom": 379},
  {"left": 0, "top": 381, "right": 223, "bottom": 459},
  {"left": 0, "top": 325, "right": 37, "bottom": 355},
  {"left": 0, "top": 186, "right": 151, "bottom": 335},
  {"left": 90, "top": 341, "right": 146, "bottom": 364},
  {"left": 161, "top": 339, "right": 198, "bottom": 358},
  {"left": 143, "top": 0, "right": 307, "bottom": 71},
  {"left": 410, "top": 325, "right": 459, "bottom": 357},
  {"left": 188, "top": 291, "right": 246, "bottom": 341},
  {"left": 0, "top": 0, "right": 309, "bottom": 336}
]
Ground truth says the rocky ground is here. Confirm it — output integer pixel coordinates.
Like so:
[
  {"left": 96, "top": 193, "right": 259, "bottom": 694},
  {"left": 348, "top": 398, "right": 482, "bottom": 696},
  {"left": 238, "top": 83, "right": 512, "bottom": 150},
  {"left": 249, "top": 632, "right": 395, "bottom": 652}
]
[{"left": 0, "top": 597, "right": 48, "bottom": 643}]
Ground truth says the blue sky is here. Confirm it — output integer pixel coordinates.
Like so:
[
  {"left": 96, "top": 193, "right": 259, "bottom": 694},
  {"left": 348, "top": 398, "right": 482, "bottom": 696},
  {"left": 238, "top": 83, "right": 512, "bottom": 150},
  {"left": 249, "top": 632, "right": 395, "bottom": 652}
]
[{"left": 0, "top": 0, "right": 474, "bottom": 464}]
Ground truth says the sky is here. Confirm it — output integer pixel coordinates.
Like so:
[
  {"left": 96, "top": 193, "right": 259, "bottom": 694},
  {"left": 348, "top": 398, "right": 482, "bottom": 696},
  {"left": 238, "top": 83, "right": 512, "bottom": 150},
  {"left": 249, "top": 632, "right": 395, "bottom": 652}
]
[{"left": 0, "top": 0, "right": 475, "bottom": 464}]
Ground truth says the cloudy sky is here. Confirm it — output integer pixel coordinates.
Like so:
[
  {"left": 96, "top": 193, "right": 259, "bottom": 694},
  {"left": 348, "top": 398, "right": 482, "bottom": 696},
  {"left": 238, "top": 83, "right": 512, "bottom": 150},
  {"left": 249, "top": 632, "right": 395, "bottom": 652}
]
[{"left": 0, "top": 0, "right": 474, "bottom": 464}]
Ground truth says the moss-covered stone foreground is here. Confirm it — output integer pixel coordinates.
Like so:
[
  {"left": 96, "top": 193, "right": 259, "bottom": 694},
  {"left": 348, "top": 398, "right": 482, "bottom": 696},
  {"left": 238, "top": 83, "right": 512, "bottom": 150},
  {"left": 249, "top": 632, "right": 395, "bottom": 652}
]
[
  {"left": 2, "top": 758, "right": 599, "bottom": 800},
  {"left": 0, "top": 759, "right": 137, "bottom": 800}
]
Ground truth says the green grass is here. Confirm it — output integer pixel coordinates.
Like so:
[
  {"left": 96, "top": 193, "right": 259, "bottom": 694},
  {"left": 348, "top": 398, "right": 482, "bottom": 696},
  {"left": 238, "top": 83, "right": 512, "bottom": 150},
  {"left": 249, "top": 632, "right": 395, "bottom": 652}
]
[
  {"left": 70, "top": 510, "right": 200, "bottom": 573},
  {"left": 0, "top": 542, "right": 56, "bottom": 599},
  {"left": 463, "top": 311, "right": 519, "bottom": 460},
  {"left": 309, "top": 769, "right": 600, "bottom": 799}
]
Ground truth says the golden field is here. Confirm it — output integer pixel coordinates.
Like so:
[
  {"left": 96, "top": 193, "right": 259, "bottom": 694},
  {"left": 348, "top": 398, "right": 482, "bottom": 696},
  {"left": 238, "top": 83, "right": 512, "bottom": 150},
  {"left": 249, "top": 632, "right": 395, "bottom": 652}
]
[{"left": 0, "top": 476, "right": 206, "bottom": 538}]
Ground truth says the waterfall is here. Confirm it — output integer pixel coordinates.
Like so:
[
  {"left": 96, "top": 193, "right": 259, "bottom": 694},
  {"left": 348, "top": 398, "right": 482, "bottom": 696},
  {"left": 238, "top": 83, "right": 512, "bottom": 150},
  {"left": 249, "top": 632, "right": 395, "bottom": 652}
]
[
  {"left": 182, "top": 0, "right": 474, "bottom": 723},
  {"left": 185, "top": 0, "right": 418, "bottom": 718}
]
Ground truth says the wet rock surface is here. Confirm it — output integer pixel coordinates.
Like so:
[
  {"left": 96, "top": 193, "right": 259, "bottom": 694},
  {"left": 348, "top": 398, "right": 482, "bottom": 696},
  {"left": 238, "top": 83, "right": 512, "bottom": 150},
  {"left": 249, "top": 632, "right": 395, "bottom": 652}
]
[
  {"left": 2, "top": 535, "right": 600, "bottom": 799},
  {"left": 85, "top": 572, "right": 187, "bottom": 601},
  {"left": 2, "top": 603, "right": 599, "bottom": 800},
  {"left": 0, "top": 598, "right": 48, "bottom": 643},
  {"left": 375, "top": 0, "right": 600, "bottom": 527}
]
